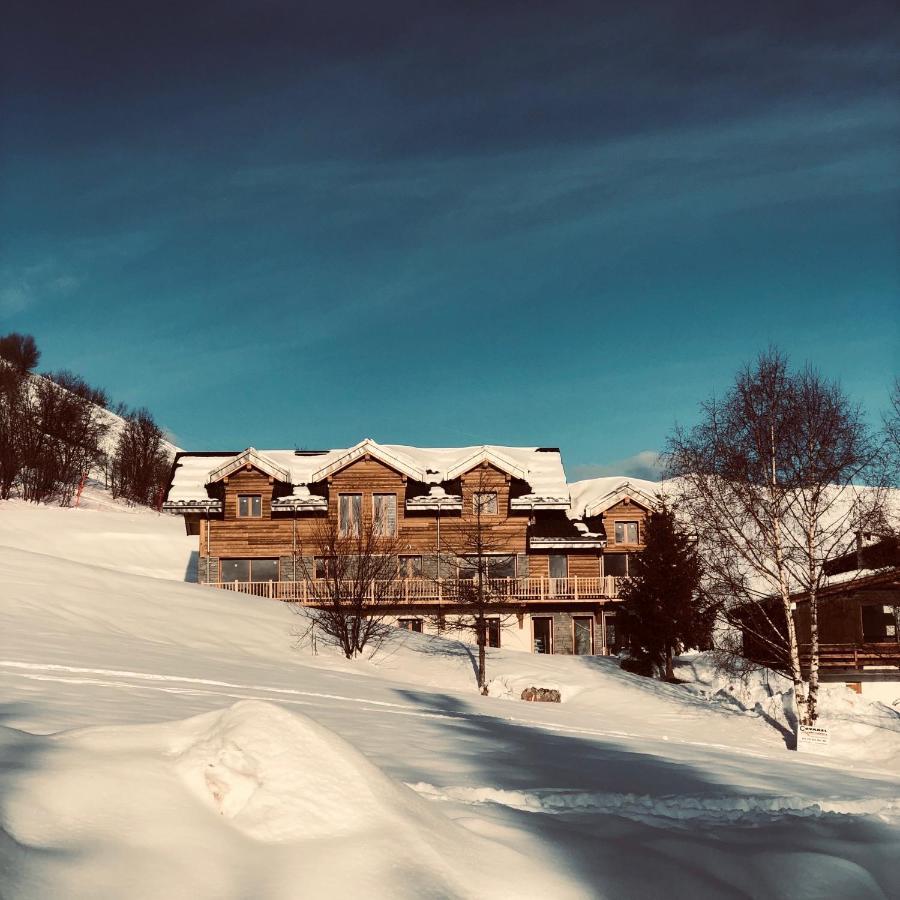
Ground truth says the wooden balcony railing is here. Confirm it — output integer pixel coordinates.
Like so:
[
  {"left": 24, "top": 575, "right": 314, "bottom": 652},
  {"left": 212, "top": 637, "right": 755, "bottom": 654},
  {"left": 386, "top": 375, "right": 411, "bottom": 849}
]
[
  {"left": 211, "top": 575, "right": 624, "bottom": 605},
  {"left": 799, "top": 642, "right": 900, "bottom": 672}
]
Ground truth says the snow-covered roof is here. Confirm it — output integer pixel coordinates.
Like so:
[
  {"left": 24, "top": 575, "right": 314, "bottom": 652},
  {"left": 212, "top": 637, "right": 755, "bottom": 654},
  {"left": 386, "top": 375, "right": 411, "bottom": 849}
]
[
  {"left": 310, "top": 439, "right": 427, "bottom": 483},
  {"left": 207, "top": 448, "right": 292, "bottom": 485},
  {"left": 567, "top": 477, "right": 663, "bottom": 520},
  {"left": 167, "top": 440, "right": 570, "bottom": 507}
]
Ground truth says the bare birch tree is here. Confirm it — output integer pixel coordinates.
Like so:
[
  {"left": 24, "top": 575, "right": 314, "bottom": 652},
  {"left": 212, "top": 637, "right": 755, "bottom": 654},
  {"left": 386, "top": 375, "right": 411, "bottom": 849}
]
[
  {"left": 293, "top": 504, "right": 404, "bottom": 659},
  {"left": 668, "top": 349, "right": 878, "bottom": 725}
]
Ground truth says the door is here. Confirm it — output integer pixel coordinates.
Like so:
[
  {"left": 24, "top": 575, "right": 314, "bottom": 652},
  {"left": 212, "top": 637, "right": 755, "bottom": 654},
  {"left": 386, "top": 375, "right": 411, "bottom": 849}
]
[
  {"left": 573, "top": 616, "right": 593, "bottom": 655},
  {"left": 549, "top": 554, "right": 568, "bottom": 596},
  {"left": 533, "top": 617, "right": 553, "bottom": 654}
]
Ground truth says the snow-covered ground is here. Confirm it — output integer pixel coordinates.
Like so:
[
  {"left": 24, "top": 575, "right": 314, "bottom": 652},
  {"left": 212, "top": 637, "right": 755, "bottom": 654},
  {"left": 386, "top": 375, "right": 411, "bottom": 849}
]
[{"left": 1, "top": 495, "right": 899, "bottom": 899}]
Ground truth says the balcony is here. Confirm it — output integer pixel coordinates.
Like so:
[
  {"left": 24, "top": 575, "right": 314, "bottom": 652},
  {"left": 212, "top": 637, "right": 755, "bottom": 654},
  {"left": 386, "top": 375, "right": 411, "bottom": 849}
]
[
  {"left": 799, "top": 642, "right": 900, "bottom": 673},
  {"left": 212, "top": 575, "right": 624, "bottom": 604}
]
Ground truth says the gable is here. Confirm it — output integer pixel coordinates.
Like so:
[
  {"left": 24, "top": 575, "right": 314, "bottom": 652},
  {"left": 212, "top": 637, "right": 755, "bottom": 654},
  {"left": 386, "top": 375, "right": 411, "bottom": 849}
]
[
  {"left": 310, "top": 439, "right": 425, "bottom": 483},
  {"left": 207, "top": 448, "right": 291, "bottom": 485}
]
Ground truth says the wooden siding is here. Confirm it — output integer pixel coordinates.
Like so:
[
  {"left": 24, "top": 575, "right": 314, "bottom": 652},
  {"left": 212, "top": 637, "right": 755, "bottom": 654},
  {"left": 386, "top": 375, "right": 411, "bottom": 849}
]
[
  {"left": 201, "top": 458, "right": 530, "bottom": 566},
  {"left": 602, "top": 499, "right": 647, "bottom": 548}
]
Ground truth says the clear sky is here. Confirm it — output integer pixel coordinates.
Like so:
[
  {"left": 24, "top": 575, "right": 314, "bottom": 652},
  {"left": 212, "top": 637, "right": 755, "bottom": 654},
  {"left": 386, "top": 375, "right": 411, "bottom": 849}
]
[{"left": 1, "top": 1, "right": 897, "bottom": 478}]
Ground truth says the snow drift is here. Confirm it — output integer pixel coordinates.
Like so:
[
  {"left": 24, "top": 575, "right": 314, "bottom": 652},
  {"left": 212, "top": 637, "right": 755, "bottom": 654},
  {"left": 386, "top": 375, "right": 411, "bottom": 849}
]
[{"left": 0, "top": 700, "right": 582, "bottom": 900}]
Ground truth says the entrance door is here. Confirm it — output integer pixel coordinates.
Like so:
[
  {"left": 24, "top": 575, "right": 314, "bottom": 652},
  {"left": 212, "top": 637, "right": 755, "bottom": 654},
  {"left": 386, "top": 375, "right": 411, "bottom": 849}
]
[
  {"left": 549, "top": 554, "right": 568, "bottom": 596},
  {"left": 533, "top": 617, "right": 553, "bottom": 654},
  {"left": 573, "top": 616, "right": 593, "bottom": 655}
]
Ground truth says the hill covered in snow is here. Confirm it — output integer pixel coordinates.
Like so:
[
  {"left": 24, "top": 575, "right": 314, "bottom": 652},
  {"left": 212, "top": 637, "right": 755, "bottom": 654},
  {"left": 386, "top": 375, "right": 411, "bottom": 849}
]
[{"left": 1, "top": 500, "right": 899, "bottom": 899}]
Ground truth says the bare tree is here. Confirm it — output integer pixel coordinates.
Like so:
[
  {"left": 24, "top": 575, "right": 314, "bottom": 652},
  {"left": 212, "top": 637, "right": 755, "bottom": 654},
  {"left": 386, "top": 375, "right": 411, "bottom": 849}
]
[
  {"left": 293, "top": 505, "right": 404, "bottom": 659},
  {"left": 0, "top": 366, "right": 26, "bottom": 498},
  {"left": 431, "top": 467, "right": 517, "bottom": 692},
  {"left": 668, "top": 349, "right": 879, "bottom": 725},
  {"left": 17, "top": 372, "right": 110, "bottom": 505},
  {"left": 0, "top": 332, "right": 40, "bottom": 373},
  {"left": 110, "top": 408, "right": 173, "bottom": 506}
]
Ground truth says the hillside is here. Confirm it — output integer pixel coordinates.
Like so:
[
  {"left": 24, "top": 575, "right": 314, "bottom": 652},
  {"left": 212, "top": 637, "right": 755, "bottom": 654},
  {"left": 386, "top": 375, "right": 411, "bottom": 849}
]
[{"left": 1, "top": 501, "right": 899, "bottom": 899}]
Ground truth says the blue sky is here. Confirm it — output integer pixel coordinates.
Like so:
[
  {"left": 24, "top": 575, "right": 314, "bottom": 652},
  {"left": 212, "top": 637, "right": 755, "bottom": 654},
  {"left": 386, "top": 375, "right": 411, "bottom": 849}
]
[{"left": 1, "top": 1, "right": 897, "bottom": 478}]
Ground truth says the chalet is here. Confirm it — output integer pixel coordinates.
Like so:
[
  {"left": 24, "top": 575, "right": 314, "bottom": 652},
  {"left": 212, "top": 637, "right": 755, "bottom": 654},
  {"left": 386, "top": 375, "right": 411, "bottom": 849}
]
[
  {"left": 163, "top": 439, "right": 658, "bottom": 655},
  {"left": 743, "top": 536, "right": 900, "bottom": 703}
]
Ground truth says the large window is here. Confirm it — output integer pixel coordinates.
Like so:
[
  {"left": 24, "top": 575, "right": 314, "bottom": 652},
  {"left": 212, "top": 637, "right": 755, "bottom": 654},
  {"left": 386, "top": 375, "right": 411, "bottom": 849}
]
[
  {"left": 221, "top": 558, "right": 278, "bottom": 583},
  {"left": 614, "top": 521, "right": 639, "bottom": 544},
  {"left": 459, "top": 554, "right": 516, "bottom": 579},
  {"left": 574, "top": 616, "right": 593, "bottom": 655},
  {"left": 237, "top": 494, "right": 262, "bottom": 518},
  {"left": 399, "top": 555, "right": 423, "bottom": 578},
  {"left": 339, "top": 493, "right": 362, "bottom": 537},
  {"left": 399, "top": 618, "right": 423, "bottom": 633},
  {"left": 473, "top": 491, "right": 498, "bottom": 516},
  {"left": 373, "top": 493, "right": 398, "bottom": 537},
  {"left": 604, "top": 553, "right": 631, "bottom": 577},
  {"left": 314, "top": 556, "right": 332, "bottom": 580},
  {"left": 549, "top": 554, "right": 568, "bottom": 579}
]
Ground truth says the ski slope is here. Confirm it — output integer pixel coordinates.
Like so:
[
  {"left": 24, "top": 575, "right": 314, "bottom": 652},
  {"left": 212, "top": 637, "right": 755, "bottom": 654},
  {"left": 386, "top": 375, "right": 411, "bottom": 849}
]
[{"left": 1, "top": 498, "right": 899, "bottom": 899}]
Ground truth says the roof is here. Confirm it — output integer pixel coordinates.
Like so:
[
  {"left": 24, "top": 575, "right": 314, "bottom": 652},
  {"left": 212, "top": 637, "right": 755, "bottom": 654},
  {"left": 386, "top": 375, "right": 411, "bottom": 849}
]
[
  {"left": 207, "top": 448, "right": 292, "bottom": 485},
  {"left": 166, "top": 439, "right": 571, "bottom": 507},
  {"left": 568, "top": 476, "right": 662, "bottom": 519}
]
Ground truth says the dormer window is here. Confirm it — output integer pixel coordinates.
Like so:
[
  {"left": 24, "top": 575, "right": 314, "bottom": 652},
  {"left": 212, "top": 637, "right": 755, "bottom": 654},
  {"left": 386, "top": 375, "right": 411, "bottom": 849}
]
[
  {"left": 238, "top": 494, "right": 262, "bottom": 518},
  {"left": 614, "top": 521, "right": 639, "bottom": 544},
  {"left": 473, "top": 491, "right": 498, "bottom": 515}
]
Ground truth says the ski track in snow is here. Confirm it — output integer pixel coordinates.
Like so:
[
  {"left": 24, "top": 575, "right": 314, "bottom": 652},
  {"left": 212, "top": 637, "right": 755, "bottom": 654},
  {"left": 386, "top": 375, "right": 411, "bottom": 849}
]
[
  {"left": 406, "top": 782, "right": 900, "bottom": 825},
  {"left": 3, "top": 659, "right": 897, "bottom": 781}
]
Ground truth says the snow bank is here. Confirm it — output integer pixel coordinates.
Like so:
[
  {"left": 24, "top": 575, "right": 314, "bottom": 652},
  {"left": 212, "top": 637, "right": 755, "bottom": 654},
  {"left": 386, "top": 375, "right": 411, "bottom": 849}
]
[
  {"left": 0, "top": 700, "right": 583, "bottom": 900},
  {"left": 0, "top": 493, "right": 193, "bottom": 581},
  {"left": 675, "top": 653, "right": 900, "bottom": 769}
]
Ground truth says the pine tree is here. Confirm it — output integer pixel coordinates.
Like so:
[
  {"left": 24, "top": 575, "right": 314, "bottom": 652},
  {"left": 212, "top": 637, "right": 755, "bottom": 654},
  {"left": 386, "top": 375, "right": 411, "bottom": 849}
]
[{"left": 619, "top": 503, "right": 712, "bottom": 681}]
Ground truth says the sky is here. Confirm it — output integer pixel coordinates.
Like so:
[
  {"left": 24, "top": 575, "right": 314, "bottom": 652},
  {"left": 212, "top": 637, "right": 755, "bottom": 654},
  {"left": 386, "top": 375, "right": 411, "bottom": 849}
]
[{"left": 1, "top": 1, "right": 897, "bottom": 478}]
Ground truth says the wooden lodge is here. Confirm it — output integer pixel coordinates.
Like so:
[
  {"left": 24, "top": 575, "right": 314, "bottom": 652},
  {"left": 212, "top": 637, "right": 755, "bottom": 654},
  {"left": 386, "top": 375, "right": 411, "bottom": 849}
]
[
  {"left": 164, "top": 439, "right": 659, "bottom": 656},
  {"left": 743, "top": 537, "right": 900, "bottom": 701}
]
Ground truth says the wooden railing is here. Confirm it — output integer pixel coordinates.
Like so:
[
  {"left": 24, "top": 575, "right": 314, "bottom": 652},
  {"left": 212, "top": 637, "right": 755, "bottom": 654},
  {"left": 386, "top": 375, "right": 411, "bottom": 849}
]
[
  {"left": 212, "top": 575, "right": 623, "bottom": 605},
  {"left": 799, "top": 642, "right": 900, "bottom": 672}
]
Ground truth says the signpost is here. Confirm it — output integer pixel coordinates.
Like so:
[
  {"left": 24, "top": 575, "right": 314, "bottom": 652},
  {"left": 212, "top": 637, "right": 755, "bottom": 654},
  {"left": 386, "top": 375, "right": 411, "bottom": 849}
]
[{"left": 796, "top": 724, "right": 830, "bottom": 753}]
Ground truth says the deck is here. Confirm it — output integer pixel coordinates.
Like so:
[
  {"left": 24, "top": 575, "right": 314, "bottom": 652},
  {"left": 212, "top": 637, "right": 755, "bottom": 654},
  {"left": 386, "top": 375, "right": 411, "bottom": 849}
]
[{"left": 212, "top": 575, "right": 624, "bottom": 605}]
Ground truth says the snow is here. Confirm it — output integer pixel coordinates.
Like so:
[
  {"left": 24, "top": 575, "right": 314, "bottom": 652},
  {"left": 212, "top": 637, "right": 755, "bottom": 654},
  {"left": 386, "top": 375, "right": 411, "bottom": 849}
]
[
  {"left": 675, "top": 652, "right": 900, "bottom": 769},
  {"left": 167, "top": 440, "right": 570, "bottom": 507},
  {"left": 2, "top": 499, "right": 900, "bottom": 899}
]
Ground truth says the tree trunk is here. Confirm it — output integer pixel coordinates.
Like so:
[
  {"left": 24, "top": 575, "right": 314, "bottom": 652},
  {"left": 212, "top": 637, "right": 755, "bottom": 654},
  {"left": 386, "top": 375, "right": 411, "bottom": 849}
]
[
  {"left": 664, "top": 645, "right": 674, "bottom": 681},
  {"left": 477, "top": 616, "right": 486, "bottom": 690}
]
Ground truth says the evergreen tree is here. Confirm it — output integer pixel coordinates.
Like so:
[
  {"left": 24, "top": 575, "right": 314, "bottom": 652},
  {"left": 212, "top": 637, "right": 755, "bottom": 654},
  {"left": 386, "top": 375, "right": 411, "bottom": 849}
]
[{"left": 619, "top": 503, "right": 712, "bottom": 681}]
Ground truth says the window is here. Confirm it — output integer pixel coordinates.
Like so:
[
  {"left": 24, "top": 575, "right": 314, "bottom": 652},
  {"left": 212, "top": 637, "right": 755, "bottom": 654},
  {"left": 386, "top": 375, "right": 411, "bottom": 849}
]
[
  {"left": 314, "top": 556, "right": 332, "bottom": 580},
  {"left": 574, "top": 616, "right": 593, "bottom": 655},
  {"left": 862, "top": 604, "right": 898, "bottom": 642},
  {"left": 614, "top": 521, "right": 639, "bottom": 544},
  {"left": 487, "top": 618, "right": 501, "bottom": 648},
  {"left": 459, "top": 554, "right": 517, "bottom": 579},
  {"left": 399, "top": 555, "right": 423, "bottom": 578},
  {"left": 238, "top": 494, "right": 262, "bottom": 518},
  {"left": 604, "top": 553, "right": 631, "bottom": 577},
  {"left": 549, "top": 554, "right": 568, "bottom": 579},
  {"left": 399, "top": 618, "right": 423, "bottom": 633},
  {"left": 373, "top": 493, "right": 397, "bottom": 537},
  {"left": 473, "top": 491, "right": 498, "bottom": 516},
  {"left": 339, "top": 493, "right": 362, "bottom": 536},
  {"left": 220, "top": 558, "right": 278, "bottom": 582}
]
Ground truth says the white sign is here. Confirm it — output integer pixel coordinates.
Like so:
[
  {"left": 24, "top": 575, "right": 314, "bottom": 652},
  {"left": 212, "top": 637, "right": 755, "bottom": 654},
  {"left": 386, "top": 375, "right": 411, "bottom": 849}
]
[{"left": 796, "top": 725, "right": 830, "bottom": 753}]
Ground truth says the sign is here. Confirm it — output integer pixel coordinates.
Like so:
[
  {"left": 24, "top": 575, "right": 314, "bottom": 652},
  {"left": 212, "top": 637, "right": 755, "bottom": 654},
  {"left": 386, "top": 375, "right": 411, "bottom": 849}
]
[{"left": 796, "top": 724, "right": 830, "bottom": 753}]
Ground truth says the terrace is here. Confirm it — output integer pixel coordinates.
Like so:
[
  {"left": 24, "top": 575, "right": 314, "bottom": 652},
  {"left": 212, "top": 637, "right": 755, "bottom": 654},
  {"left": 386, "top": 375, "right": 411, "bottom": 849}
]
[{"left": 213, "top": 575, "right": 624, "bottom": 604}]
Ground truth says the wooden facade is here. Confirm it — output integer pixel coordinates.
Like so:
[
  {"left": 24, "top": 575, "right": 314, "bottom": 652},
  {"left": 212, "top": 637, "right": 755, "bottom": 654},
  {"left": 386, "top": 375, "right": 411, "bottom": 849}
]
[{"left": 166, "top": 443, "right": 656, "bottom": 655}]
